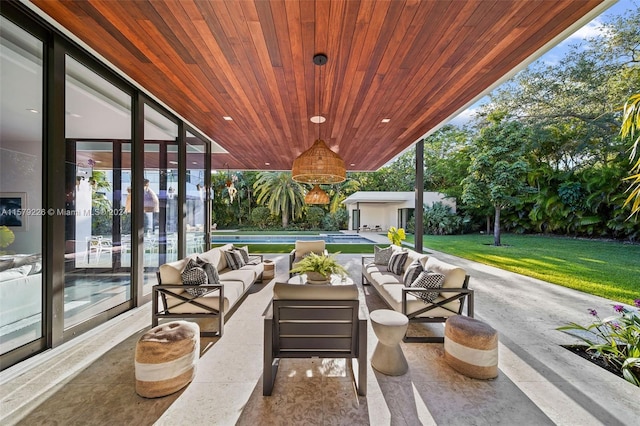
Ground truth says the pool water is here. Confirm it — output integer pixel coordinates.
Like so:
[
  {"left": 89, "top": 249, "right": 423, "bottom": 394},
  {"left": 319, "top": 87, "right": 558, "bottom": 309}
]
[{"left": 211, "top": 234, "right": 376, "bottom": 244}]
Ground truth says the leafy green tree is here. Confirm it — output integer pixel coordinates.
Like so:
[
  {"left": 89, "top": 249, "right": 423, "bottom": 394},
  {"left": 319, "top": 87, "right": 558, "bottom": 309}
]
[
  {"left": 462, "top": 112, "right": 533, "bottom": 246},
  {"left": 423, "top": 125, "right": 473, "bottom": 199},
  {"left": 351, "top": 151, "right": 415, "bottom": 191},
  {"left": 253, "top": 172, "right": 305, "bottom": 228}
]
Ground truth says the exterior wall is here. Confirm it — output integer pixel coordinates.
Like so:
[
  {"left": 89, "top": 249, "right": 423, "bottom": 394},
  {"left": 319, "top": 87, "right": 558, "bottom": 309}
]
[{"left": 345, "top": 192, "right": 457, "bottom": 231}]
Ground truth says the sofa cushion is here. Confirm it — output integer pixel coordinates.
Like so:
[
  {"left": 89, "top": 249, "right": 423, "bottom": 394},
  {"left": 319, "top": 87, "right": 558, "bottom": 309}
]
[
  {"left": 388, "top": 251, "right": 408, "bottom": 275},
  {"left": 374, "top": 245, "right": 394, "bottom": 265},
  {"left": 424, "top": 257, "right": 467, "bottom": 289},
  {"left": 403, "top": 259, "right": 423, "bottom": 286},
  {"left": 410, "top": 271, "right": 445, "bottom": 303},
  {"left": 273, "top": 283, "right": 358, "bottom": 300},
  {"left": 224, "top": 250, "right": 246, "bottom": 270},
  {"left": 294, "top": 240, "right": 325, "bottom": 257},
  {"left": 219, "top": 269, "right": 256, "bottom": 291},
  {"left": 0, "top": 265, "right": 32, "bottom": 281},
  {"left": 159, "top": 255, "right": 197, "bottom": 284}
]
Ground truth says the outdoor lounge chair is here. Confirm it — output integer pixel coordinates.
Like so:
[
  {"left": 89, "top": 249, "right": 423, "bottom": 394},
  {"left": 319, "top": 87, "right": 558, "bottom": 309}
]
[
  {"left": 263, "top": 282, "right": 367, "bottom": 396},
  {"left": 289, "top": 240, "right": 328, "bottom": 277}
]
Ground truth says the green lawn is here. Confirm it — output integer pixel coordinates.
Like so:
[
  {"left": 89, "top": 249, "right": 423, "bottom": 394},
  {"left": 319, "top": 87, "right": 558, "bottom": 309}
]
[
  {"left": 212, "top": 230, "right": 638, "bottom": 304},
  {"left": 409, "top": 234, "right": 639, "bottom": 305}
]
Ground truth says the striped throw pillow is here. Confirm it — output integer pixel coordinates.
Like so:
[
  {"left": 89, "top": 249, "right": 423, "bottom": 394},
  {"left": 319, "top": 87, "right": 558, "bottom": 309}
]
[
  {"left": 232, "top": 245, "right": 250, "bottom": 263},
  {"left": 403, "top": 259, "right": 423, "bottom": 286},
  {"left": 224, "top": 249, "right": 246, "bottom": 270},
  {"left": 387, "top": 251, "right": 408, "bottom": 275},
  {"left": 197, "top": 257, "right": 220, "bottom": 284}
]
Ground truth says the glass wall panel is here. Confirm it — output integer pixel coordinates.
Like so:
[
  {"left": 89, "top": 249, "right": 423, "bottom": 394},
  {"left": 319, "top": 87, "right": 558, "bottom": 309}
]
[
  {"left": 143, "top": 104, "right": 178, "bottom": 295},
  {"left": 186, "top": 132, "right": 207, "bottom": 254},
  {"left": 64, "top": 55, "right": 132, "bottom": 329},
  {"left": 0, "top": 17, "right": 44, "bottom": 355}
]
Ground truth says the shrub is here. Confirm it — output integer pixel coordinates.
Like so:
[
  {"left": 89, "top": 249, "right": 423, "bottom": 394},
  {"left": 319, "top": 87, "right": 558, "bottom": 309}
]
[
  {"left": 251, "top": 206, "right": 271, "bottom": 229},
  {"left": 557, "top": 299, "right": 640, "bottom": 387},
  {"left": 306, "top": 206, "right": 325, "bottom": 228}
]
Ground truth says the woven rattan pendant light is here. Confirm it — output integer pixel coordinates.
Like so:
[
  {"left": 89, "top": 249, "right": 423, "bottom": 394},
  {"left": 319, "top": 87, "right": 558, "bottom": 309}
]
[
  {"left": 304, "top": 184, "right": 330, "bottom": 204},
  {"left": 292, "top": 54, "right": 346, "bottom": 186}
]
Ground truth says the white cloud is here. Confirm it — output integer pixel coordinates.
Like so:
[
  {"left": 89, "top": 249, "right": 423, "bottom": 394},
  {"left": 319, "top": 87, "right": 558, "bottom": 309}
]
[
  {"left": 560, "top": 19, "right": 605, "bottom": 46},
  {"left": 449, "top": 107, "right": 479, "bottom": 126}
]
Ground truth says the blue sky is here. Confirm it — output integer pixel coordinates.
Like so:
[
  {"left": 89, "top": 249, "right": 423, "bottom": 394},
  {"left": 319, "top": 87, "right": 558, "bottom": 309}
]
[{"left": 449, "top": 0, "right": 637, "bottom": 126}]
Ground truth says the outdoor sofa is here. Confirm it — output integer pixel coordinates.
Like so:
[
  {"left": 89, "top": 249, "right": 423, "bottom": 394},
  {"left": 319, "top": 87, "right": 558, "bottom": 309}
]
[
  {"left": 362, "top": 245, "right": 473, "bottom": 342},
  {"left": 153, "top": 243, "right": 264, "bottom": 336}
]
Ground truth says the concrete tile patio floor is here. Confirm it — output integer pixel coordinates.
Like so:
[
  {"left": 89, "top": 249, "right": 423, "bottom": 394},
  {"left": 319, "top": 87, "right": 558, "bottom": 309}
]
[{"left": 1, "top": 242, "right": 637, "bottom": 425}]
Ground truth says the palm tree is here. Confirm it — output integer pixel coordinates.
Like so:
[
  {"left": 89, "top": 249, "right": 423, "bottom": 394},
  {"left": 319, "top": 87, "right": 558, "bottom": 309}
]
[
  {"left": 327, "top": 178, "right": 360, "bottom": 213},
  {"left": 253, "top": 172, "right": 305, "bottom": 228},
  {"left": 621, "top": 93, "right": 640, "bottom": 218}
]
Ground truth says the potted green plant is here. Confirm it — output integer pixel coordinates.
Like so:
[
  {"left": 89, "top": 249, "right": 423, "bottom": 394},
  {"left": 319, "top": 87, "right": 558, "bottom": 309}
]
[{"left": 289, "top": 252, "right": 348, "bottom": 283}]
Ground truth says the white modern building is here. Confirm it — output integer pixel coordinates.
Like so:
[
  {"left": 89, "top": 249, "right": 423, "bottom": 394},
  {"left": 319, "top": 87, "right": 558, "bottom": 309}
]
[{"left": 343, "top": 191, "right": 456, "bottom": 232}]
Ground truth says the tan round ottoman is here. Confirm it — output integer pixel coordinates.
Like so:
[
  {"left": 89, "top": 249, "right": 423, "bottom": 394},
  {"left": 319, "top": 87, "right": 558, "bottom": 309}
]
[
  {"left": 135, "top": 321, "right": 200, "bottom": 398},
  {"left": 262, "top": 259, "right": 275, "bottom": 280},
  {"left": 370, "top": 309, "right": 409, "bottom": 376},
  {"left": 444, "top": 315, "right": 498, "bottom": 379}
]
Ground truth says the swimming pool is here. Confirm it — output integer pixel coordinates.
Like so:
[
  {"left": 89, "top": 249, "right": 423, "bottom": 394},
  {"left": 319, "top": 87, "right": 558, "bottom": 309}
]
[{"left": 211, "top": 234, "right": 376, "bottom": 244}]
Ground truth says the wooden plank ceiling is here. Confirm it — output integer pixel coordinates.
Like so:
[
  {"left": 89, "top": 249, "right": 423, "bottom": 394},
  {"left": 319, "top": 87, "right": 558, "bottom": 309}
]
[{"left": 31, "top": 0, "right": 605, "bottom": 171}]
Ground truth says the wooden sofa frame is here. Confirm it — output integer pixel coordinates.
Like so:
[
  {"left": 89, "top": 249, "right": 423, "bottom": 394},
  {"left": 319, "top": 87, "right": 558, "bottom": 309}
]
[
  {"left": 263, "top": 285, "right": 367, "bottom": 396},
  {"left": 361, "top": 255, "right": 474, "bottom": 343}
]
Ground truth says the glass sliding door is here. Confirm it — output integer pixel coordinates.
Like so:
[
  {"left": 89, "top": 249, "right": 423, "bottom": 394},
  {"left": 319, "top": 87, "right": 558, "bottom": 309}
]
[
  {"left": 186, "top": 132, "right": 207, "bottom": 254},
  {"left": 0, "top": 17, "right": 44, "bottom": 355},
  {"left": 63, "top": 55, "right": 132, "bottom": 329},
  {"left": 142, "top": 103, "right": 178, "bottom": 295}
]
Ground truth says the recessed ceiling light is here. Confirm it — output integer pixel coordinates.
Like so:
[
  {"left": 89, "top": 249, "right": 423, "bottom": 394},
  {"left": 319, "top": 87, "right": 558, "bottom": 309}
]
[
  {"left": 223, "top": 116, "right": 233, "bottom": 121},
  {"left": 27, "top": 109, "right": 39, "bottom": 114},
  {"left": 350, "top": 163, "right": 356, "bottom": 166},
  {"left": 265, "top": 162, "right": 270, "bottom": 166},
  {"left": 169, "top": 161, "right": 178, "bottom": 165},
  {"left": 191, "top": 161, "right": 198, "bottom": 165},
  {"left": 310, "top": 115, "right": 326, "bottom": 124},
  {"left": 381, "top": 118, "right": 390, "bottom": 123}
]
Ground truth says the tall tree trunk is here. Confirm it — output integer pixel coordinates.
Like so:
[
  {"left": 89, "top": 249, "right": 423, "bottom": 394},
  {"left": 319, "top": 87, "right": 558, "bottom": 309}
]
[
  {"left": 486, "top": 215, "right": 491, "bottom": 234},
  {"left": 282, "top": 209, "right": 289, "bottom": 228},
  {"left": 494, "top": 206, "right": 501, "bottom": 246}
]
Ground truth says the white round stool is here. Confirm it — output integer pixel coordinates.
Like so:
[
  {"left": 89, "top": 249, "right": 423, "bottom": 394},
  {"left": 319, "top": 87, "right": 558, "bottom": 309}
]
[{"left": 370, "top": 309, "right": 409, "bottom": 375}]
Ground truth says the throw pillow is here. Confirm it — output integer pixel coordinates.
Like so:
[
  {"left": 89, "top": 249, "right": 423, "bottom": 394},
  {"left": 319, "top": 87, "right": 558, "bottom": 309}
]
[
  {"left": 197, "top": 257, "right": 220, "bottom": 284},
  {"left": 182, "top": 258, "right": 208, "bottom": 297},
  {"left": 403, "top": 259, "right": 423, "bottom": 286},
  {"left": 374, "top": 245, "right": 394, "bottom": 265},
  {"left": 410, "top": 271, "right": 445, "bottom": 303},
  {"left": 224, "top": 249, "right": 246, "bottom": 270},
  {"left": 387, "top": 251, "right": 408, "bottom": 275},
  {"left": 232, "top": 245, "right": 250, "bottom": 263},
  {"left": 0, "top": 258, "right": 14, "bottom": 272}
]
